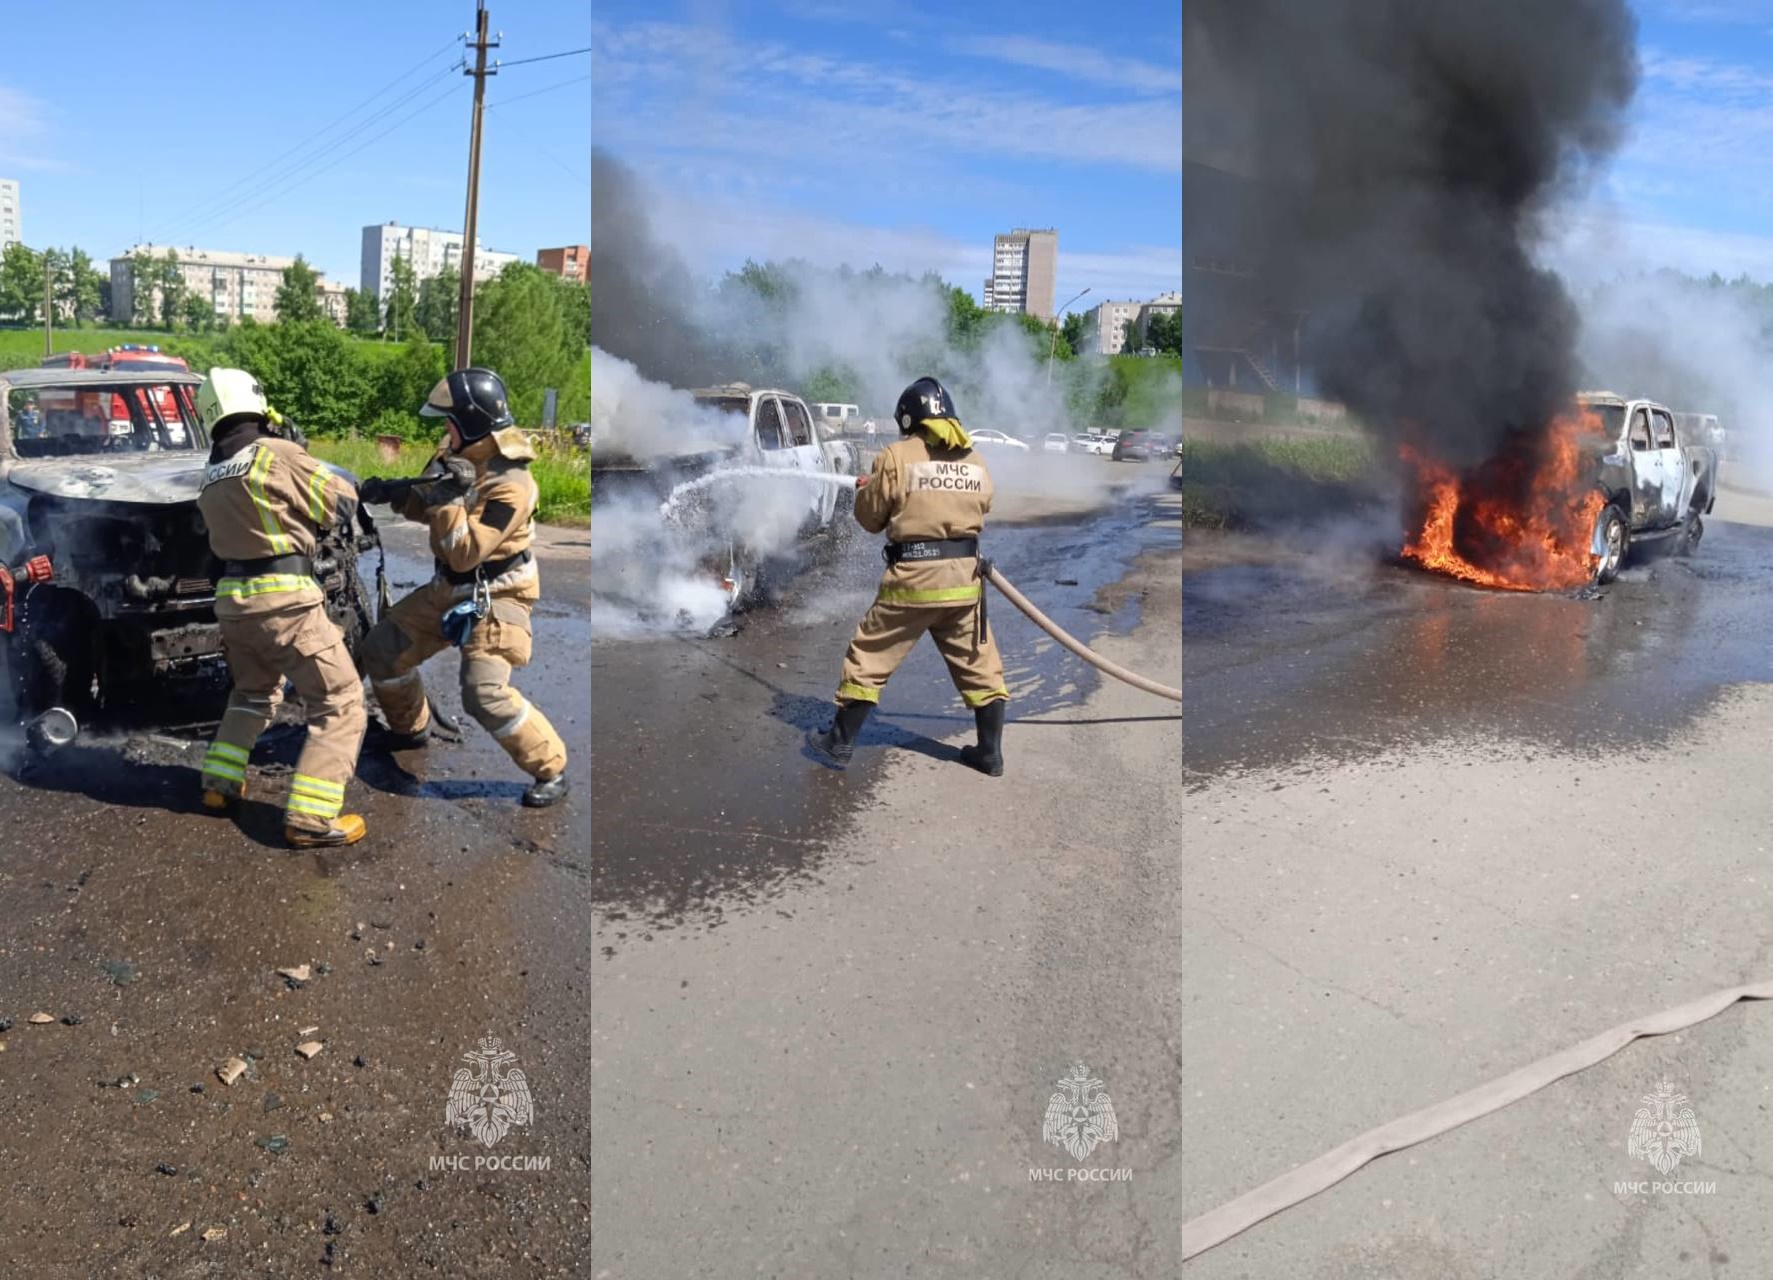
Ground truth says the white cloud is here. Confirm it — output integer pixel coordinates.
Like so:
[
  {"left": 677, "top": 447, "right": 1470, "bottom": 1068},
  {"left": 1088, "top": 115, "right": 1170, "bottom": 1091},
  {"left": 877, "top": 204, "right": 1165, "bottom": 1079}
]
[
  {"left": 0, "top": 85, "right": 69, "bottom": 173},
  {"left": 592, "top": 21, "right": 1182, "bottom": 175},
  {"left": 949, "top": 35, "right": 1181, "bottom": 96}
]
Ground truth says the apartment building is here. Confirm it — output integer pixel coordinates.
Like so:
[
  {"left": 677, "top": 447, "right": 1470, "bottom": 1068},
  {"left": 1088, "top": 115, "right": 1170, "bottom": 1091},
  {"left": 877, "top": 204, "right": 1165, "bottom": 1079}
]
[
  {"left": 536, "top": 244, "right": 588, "bottom": 282},
  {"left": 1079, "top": 298, "right": 1150, "bottom": 356},
  {"left": 983, "top": 227, "right": 1057, "bottom": 320},
  {"left": 0, "top": 178, "right": 19, "bottom": 251},
  {"left": 319, "top": 280, "right": 351, "bottom": 328},
  {"left": 109, "top": 244, "right": 320, "bottom": 325},
  {"left": 361, "top": 222, "right": 520, "bottom": 303}
]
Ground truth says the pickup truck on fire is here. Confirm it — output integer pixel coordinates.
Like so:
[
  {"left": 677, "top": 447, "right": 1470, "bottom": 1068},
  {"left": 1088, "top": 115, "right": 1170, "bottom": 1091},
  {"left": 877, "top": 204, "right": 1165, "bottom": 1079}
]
[{"left": 1580, "top": 391, "right": 1717, "bottom": 585}]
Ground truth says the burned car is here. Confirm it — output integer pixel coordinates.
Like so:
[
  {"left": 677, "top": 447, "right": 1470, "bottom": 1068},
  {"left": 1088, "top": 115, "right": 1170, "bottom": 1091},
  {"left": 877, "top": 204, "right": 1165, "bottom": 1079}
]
[
  {"left": 0, "top": 368, "right": 377, "bottom": 749},
  {"left": 1581, "top": 391, "right": 1718, "bottom": 585},
  {"left": 592, "top": 382, "right": 843, "bottom": 614}
]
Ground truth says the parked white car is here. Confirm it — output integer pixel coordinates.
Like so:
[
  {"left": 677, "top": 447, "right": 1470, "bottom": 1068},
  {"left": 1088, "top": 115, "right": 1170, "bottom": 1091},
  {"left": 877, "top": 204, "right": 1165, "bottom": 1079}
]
[
  {"left": 970, "top": 429, "right": 1030, "bottom": 452},
  {"left": 1042, "top": 432, "right": 1070, "bottom": 454},
  {"left": 1072, "top": 433, "right": 1114, "bottom": 456}
]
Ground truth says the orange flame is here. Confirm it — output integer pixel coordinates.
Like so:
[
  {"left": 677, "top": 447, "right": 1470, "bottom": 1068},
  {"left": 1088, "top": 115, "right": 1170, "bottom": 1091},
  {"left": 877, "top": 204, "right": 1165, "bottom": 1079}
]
[{"left": 1400, "top": 406, "right": 1607, "bottom": 592}]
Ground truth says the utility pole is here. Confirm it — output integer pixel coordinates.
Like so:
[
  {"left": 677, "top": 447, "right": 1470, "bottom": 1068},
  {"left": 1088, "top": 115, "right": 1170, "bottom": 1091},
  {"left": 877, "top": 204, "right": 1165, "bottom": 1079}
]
[
  {"left": 42, "top": 257, "right": 54, "bottom": 357},
  {"left": 456, "top": 3, "right": 499, "bottom": 368}
]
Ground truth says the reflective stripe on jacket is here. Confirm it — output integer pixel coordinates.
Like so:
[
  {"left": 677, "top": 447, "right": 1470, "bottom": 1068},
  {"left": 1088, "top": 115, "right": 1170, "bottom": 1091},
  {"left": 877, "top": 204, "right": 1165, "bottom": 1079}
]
[{"left": 855, "top": 431, "right": 994, "bottom": 606}]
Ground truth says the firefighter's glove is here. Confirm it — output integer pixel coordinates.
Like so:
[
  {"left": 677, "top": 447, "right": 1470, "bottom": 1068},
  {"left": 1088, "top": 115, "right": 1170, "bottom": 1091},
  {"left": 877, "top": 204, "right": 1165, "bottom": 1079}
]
[
  {"left": 358, "top": 477, "right": 395, "bottom": 505},
  {"left": 414, "top": 457, "right": 477, "bottom": 509}
]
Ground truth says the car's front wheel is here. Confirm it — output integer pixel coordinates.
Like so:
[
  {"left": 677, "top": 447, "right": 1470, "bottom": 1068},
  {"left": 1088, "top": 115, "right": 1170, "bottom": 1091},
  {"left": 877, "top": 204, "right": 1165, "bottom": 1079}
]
[
  {"left": 1676, "top": 510, "right": 1704, "bottom": 558},
  {"left": 1593, "top": 504, "right": 1627, "bottom": 585}
]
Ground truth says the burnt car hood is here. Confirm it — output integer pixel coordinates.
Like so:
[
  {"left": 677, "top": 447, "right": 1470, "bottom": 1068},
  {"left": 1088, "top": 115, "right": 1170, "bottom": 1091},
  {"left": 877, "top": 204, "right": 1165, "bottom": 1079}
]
[{"left": 5, "top": 453, "right": 208, "bottom": 506}]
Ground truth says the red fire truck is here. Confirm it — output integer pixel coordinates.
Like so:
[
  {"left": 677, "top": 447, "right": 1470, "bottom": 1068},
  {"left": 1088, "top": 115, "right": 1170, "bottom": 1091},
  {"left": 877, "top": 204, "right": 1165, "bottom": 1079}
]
[{"left": 37, "top": 345, "right": 193, "bottom": 442}]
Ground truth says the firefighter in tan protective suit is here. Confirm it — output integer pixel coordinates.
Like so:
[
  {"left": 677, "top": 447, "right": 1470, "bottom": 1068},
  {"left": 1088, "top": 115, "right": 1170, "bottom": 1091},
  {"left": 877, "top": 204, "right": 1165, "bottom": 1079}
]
[
  {"left": 356, "top": 368, "right": 569, "bottom": 808},
  {"left": 808, "top": 376, "right": 1010, "bottom": 775},
  {"left": 195, "top": 368, "right": 369, "bottom": 847}
]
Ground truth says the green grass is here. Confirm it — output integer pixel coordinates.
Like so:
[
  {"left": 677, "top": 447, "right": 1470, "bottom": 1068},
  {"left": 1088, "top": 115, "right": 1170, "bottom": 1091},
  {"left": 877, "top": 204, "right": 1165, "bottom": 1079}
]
[
  {"left": 1177, "top": 436, "right": 1379, "bottom": 528},
  {"left": 309, "top": 435, "right": 589, "bottom": 528}
]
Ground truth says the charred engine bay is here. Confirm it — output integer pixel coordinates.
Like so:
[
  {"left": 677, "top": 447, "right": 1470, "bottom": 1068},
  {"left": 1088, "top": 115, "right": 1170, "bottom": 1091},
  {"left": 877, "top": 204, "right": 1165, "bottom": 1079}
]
[{"left": 27, "top": 497, "right": 217, "bottom": 610}]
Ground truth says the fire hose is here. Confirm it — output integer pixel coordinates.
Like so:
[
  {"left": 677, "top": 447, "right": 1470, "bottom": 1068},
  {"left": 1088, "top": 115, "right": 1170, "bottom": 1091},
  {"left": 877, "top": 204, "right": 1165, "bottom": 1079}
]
[
  {"left": 984, "top": 564, "right": 1180, "bottom": 703},
  {"left": 1182, "top": 978, "right": 1773, "bottom": 1259},
  {"left": 841, "top": 470, "right": 1181, "bottom": 702}
]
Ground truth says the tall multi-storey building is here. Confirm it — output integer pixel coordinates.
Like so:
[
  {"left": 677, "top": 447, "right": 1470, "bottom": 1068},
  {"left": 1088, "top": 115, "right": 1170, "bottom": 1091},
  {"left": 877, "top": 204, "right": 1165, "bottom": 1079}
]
[
  {"left": 109, "top": 245, "right": 332, "bottom": 325},
  {"left": 536, "top": 245, "right": 588, "bottom": 282},
  {"left": 983, "top": 228, "right": 1057, "bottom": 320},
  {"left": 1078, "top": 299, "right": 1149, "bottom": 356},
  {"left": 0, "top": 178, "right": 20, "bottom": 251},
  {"left": 360, "top": 222, "right": 520, "bottom": 303}
]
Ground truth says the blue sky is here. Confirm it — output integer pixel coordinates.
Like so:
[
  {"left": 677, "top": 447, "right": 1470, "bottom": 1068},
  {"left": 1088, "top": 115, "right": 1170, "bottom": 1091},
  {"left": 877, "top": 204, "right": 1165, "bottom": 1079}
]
[
  {"left": 1553, "top": 0, "right": 1773, "bottom": 279},
  {"left": 0, "top": 1, "right": 588, "bottom": 290},
  {"left": 591, "top": 0, "right": 1183, "bottom": 315}
]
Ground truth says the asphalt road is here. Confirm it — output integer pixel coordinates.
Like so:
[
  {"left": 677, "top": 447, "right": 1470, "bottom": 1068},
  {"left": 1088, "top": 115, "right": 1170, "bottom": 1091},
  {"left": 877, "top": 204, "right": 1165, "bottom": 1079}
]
[
  {"left": 591, "top": 469, "right": 1183, "bottom": 1278},
  {"left": 0, "top": 518, "right": 591, "bottom": 1279},
  {"left": 1183, "top": 488, "right": 1773, "bottom": 1276}
]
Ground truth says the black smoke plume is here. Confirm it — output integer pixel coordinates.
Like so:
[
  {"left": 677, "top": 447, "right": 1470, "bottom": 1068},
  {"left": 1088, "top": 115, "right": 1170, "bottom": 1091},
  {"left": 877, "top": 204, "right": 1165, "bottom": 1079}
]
[{"left": 1185, "top": 0, "right": 1639, "bottom": 470}]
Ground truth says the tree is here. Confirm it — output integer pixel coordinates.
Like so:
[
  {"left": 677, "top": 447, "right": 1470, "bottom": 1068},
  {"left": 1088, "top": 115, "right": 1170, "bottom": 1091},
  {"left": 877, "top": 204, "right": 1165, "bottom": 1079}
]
[
  {"left": 274, "top": 255, "right": 324, "bottom": 324},
  {"left": 384, "top": 252, "right": 419, "bottom": 340},
  {"left": 1146, "top": 309, "right": 1183, "bottom": 358},
  {"left": 127, "top": 248, "right": 158, "bottom": 325},
  {"left": 555, "top": 277, "right": 589, "bottom": 347},
  {"left": 1062, "top": 311, "right": 1088, "bottom": 355},
  {"left": 344, "top": 286, "right": 380, "bottom": 334},
  {"left": 220, "top": 319, "right": 376, "bottom": 436},
  {"left": 1120, "top": 317, "right": 1141, "bottom": 352},
  {"left": 182, "top": 293, "right": 218, "bottom": 332},
  {"left": 157, "top": 250, "right": 187, "bottom": 329},
  {"left": 59, "top": 248, "right": 103, "bottom": 325},
  {"left": 470, "top": 262, "right": 580, "bottom": 426},
  {"left": 40, "top": 247, "right": 68, "bottom": 323},
  {"left": 416, "top": 263, "right": 459, "bottom": 354},
  {"left": 377, "top": 335, "right": 446, "bottom": 431},
  {"left": 0, "top": 242, "right": 45, "bottom": 324}
]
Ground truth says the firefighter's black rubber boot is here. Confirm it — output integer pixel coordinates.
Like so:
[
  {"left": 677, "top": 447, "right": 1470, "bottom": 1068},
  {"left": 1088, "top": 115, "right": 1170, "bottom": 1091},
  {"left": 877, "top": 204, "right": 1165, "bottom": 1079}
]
[
  {"left": 522, "top": 773, "right": 570, "bottom": 808},
  {"left": 957, "top": 700, "right": 1006, "bottom": 777},
  {"left": 807, "top": 701, "right": 874, "bottom": 766}
]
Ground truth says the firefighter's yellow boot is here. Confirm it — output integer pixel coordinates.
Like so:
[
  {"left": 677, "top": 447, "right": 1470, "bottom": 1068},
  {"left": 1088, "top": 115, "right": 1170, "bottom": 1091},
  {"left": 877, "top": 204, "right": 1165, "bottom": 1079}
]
[{"left": 284, "top": 815, "right": 367, "bottom": 848}]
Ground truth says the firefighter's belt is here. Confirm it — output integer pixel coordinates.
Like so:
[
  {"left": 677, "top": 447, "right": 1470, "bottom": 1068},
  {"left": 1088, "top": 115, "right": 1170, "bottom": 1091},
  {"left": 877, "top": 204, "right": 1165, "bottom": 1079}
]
[
  {"left": 882, "top": 536, "right": 979, "bottom": 567},
  {"left": 223, "top": 553, "right": 315, "bottom": 578},
  {"left": 435, "top": 547, "right": 532, "bottom": 586}
]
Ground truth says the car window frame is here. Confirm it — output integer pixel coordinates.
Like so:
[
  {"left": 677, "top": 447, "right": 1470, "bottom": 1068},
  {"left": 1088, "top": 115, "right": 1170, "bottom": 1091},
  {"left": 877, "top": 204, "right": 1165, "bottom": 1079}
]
[
  {"left": 1651, "top": 409, "right": 1676, "bottom": 450},
  {"left": 780, "top": 397, "right": 814, "bottom": 449},
  {"left": 754, "top": 395, "right": 788, "bottom": 451},
  {"left": 1628, "top": 409, "right": 1651, "bottom": 452}
]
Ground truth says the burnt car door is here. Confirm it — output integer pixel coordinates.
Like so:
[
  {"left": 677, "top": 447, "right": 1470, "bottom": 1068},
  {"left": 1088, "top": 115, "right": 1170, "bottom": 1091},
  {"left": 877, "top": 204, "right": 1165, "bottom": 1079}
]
[
  {"left": 1649, "top": 408, "right": 1682, "bottom": 528},
  {"left": 1626, "top": 407, "right": 1660, "bottom": 530}
]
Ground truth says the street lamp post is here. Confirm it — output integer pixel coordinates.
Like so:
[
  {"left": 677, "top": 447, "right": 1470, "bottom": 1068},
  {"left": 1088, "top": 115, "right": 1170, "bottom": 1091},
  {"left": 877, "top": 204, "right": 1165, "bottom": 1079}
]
[{"left": 1047, "top": 287, "right": 1091, "bottom": 388}]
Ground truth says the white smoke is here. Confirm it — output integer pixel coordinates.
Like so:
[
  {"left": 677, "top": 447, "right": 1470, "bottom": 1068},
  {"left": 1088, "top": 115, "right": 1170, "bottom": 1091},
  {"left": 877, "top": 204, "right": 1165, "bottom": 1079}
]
[{"left": 590, "top": 348, "right": 747, "bottom": 461}]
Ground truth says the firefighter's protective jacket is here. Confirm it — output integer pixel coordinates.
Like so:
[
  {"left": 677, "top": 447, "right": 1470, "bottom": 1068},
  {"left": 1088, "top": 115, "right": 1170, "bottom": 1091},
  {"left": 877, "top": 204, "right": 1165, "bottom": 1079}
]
[
  {"left": 854, "top": 431, "right": 994, "bottom": 606},
  {"left": 397, "top": 426, "right": 540, "bottom": 603},
  {"left": 198, "top": 433, "right": 357, "bottom": 619}
]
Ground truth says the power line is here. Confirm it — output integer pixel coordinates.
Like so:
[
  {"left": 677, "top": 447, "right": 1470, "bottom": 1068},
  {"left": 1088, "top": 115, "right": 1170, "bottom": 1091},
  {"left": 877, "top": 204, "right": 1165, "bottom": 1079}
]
[
  {"left": 496, "top": 47, "right": 590, "bottom": 67},
  {"left": 484, "top": 73, "right": 590, "bottom": 110},
  {"left": 159, "top": 63, "right": 464, "bottom": 248},
  {"left": 146, "top": 36, "right": 463, "bottom": 247},
  {"left": 190, "top": 78, "right": 468, "bottom": 245}
]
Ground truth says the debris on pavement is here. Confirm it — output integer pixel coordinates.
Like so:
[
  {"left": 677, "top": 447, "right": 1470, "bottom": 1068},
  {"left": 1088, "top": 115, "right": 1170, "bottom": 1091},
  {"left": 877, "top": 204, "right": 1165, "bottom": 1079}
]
[
  {"left": 276, "top": 964, "right": 312, "bottom": 986},
  {"left": 256, "top": 1135, "right": 289, "bottom": 1155},
  {"left": 295, "top": 1041, "right": 324, "bottom": 1060},
  {"left": 169, "top": 1222, "right": 191, "bottom": 1238},
  {"left": 201, "top": 1226, "right": 226, "bottom": 1242},
  {"left": 28, "top": 1012, "right": 54, "bottom": 1024},
  {"left": 297, "top": 1025, "right": 320, "bottom": 1037},
  {"left": 217, "top": 1057, "right": 248, "bottom": 1086}
]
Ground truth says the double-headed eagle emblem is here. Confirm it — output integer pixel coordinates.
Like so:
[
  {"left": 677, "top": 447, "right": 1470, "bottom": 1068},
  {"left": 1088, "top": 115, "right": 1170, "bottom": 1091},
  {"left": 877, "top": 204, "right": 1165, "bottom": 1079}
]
[
  {"left": 446, "top": 1036, "right": 535, "bottom": 1148},
  {"left": 1042, "top": 1062, "right": 1119, "bottom": 1161},
  {"left": 1627, "top": 1080, "right": 1701, "bottom": 1175}
]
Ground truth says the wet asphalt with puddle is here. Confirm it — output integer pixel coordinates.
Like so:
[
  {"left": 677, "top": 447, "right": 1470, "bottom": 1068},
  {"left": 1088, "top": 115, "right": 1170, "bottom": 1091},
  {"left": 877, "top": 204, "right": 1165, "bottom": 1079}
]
[
  {"left": 1185, "top": 514, "right": 1773, "bottom": 779},
  {"left": 0, "top": 521, "right": 591, "bottom": 1278},
  {"left": 590, "top": 479, "right": 1178, "bottom": 941}
]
